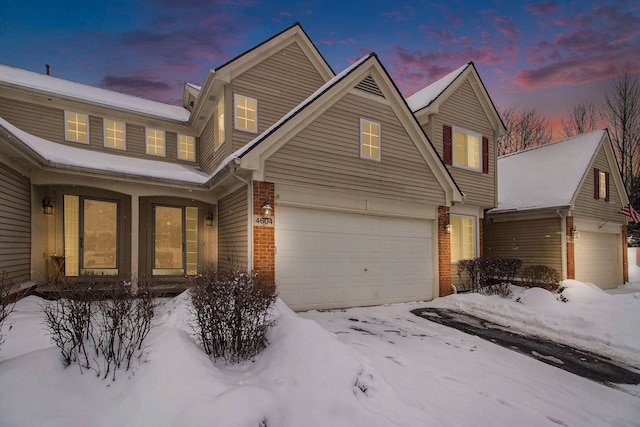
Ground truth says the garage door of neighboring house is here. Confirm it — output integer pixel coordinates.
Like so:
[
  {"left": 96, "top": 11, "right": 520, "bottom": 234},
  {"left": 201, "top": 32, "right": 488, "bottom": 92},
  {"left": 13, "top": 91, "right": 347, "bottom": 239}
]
[
  {"left": 574, "top": 231, "right": 622, "bottom": 289},
  {"left": 275, "top": 206, "right": 433, "bottom": 311}
]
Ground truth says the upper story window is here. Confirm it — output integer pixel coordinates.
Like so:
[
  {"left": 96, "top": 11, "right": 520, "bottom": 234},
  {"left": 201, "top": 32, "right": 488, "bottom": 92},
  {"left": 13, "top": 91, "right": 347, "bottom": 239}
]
[
  {"left": 178, "top": 134, "right": 196, "bottom": 162},
  {"left": 146, "top": 128, "right": 165, "bottom": 157},
  {"left": 104, "top": 119, "right": 126, "bottom": 150},
  {"left": 450, "top": 215, "right": 476, "bottom": 261},
  {"left": 360, "top": 119, "right": 380, "bottom": 161},
  {"left": 453, "top": 127, "right": 480, "bottom": 170},
  {"left": 595, "top": 168, "right": 609, "bottom": 201},
  {"left": 215, "top": 97, "right": 225, "bottom": 150},
  {"left": 234, "top": 94, "right": 257, "bottom": 133},
  {"left": 65, "top": 111, "right": 89, "bottom": 144}
]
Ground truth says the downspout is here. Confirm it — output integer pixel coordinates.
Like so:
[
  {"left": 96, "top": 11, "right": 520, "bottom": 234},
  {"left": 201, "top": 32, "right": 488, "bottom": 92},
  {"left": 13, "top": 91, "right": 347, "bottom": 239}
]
[
  {"left": 556, "top": 209, "right": 567, "bottom": 280},
  {"left": 229, "top": 159, "right": 253, "bottom": 271}
]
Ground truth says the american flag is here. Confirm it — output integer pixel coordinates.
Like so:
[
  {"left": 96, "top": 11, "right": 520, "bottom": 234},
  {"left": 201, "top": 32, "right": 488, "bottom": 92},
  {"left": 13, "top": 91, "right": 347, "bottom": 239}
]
[{"left": 619, "top": 204, "right": 640, "bottom": 223}]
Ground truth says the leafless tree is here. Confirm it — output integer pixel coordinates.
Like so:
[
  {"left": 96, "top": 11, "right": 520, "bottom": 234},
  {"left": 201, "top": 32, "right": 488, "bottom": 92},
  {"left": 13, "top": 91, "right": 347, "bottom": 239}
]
[
  {"left": 498, "top": 104, "right": 552, "bottom": 156},
  {"left": 562, "top": 102, "right": 599, "bottom": 138},
  {"left": 602, "top": 72, "right": 640, "bottom": 193}
]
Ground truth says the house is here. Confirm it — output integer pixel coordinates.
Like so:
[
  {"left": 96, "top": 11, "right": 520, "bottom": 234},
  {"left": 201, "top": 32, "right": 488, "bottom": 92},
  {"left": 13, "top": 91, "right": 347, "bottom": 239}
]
[
  {"left": 406, "top": 62, "right": 506, "bottom": 295},
  {"left": 484, "top": 130, "right": 629, "bottom": 289},
  {"left": 0, "top": 23, "right": 507, "bottom": 310}
]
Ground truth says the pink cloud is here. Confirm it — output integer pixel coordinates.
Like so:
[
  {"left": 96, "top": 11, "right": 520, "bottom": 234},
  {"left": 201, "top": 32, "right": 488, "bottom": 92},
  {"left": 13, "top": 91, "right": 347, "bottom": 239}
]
[
  {"left": 319, "top": 39, "right": 333, "bottom": 45},
  {"left": 278, "top": 11, "right": 292, "bottom": 17},
  {"left": 525, "top": 2, "right": 560, "bottom": 16}
]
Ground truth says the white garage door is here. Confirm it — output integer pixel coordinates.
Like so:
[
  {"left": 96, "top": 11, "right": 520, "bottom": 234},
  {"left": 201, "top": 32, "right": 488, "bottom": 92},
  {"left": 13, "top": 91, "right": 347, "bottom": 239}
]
[
  {"left": 574, "top": 232, "right": 622, "bottom": 289},
  {"left": 275, "top": 206, "right": 433, "bottom": 311}
]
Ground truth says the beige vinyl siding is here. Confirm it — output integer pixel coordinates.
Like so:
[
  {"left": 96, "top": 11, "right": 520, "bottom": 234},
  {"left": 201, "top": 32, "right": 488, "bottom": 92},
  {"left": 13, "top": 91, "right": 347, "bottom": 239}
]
[
  {"left": 483, "top": 217, "right": 563, "bottom": 273},
  {"left": 218, "top": 186, "right": 248, "bottom": 271},
  {"left": 264, "top": 93, "right": 446, "bottom": 204},
  {"left": 573, "top": 146, "right": 625, "bottom": 223},
  {"left": 230, "top": 42, "right": 328, "bottom": 153},
  {"left": 0, "top": 96, "right": 188, "bottom": 164},
  {"left": 428, "top": 80, "right": 496, "bottom": 207},
  {"left": 200, "top": 99, "right": 229, "bottom": 174},
  {"left": 0, "top": 162, "right": 31, "bottom": 282}
]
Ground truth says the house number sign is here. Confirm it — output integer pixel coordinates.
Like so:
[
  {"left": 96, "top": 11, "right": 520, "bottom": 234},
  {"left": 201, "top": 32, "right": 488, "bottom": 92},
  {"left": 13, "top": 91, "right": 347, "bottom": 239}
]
[{"left": 254, "top": 215, "right": 274, "bottom": 227}]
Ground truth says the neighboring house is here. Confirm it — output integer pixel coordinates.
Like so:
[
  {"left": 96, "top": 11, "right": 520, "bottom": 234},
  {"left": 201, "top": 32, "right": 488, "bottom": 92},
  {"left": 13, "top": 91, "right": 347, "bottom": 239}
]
[
  {"left": 0, "top": 23, "right": 472, "bottom": 310},
  {"left": 484, "top": 130, "right": 629, "bottom": 289},
  {"left": 406, "top": 62, "right": 506, "bottom": 295}
]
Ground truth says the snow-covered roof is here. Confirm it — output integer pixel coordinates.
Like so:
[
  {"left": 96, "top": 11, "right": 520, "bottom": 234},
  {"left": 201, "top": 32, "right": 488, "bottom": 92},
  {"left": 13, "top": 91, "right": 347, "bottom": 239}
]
[
  {"left": 405, "top": 63, "right": 470, "bottom": 112},
  {"left": 0, "top": 64, "right": 190, "bottom": 122},
  {"left": 493, "top": 130, "right": 606, "bottom": 213},
  {"left": 0, "top": 117, "right": 209, "bottom": 185}
]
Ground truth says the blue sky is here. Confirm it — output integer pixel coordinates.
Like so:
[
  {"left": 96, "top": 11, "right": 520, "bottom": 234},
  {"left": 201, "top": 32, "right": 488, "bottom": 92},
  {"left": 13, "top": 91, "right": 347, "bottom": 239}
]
[{"left": 1, "top": 0, "right": 639, "bottom": 135}]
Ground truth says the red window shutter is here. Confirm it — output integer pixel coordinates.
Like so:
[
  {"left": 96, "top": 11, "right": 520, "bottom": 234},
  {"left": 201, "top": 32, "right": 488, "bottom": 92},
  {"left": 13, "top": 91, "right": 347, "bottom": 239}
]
[
  {"left": 605, "top": 171, "right": 610, "bottom": 202},
  {"left": 594, "top": 168, "right": 600, "bottom": 199},
  {"left": 482, "top": 136, "right": 489, "bottom": 173},
  {"left": 443, "top": 125, "right": 452, "bottom": 165}
]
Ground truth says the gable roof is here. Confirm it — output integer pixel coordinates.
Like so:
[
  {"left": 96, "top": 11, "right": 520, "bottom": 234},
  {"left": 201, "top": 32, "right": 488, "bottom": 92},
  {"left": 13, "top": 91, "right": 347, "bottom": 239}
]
[
  {"left": 492, "top": 129, "right": 627, "bottom": 213},
  {"left": 406, "top": 62, "right": 506, "bottom": 136},
  {"left": 213, "top": 53, "right": 463, "bottom": 205},
  {"left": 0, "top": 64, "right": 190, "bottom": 122}
]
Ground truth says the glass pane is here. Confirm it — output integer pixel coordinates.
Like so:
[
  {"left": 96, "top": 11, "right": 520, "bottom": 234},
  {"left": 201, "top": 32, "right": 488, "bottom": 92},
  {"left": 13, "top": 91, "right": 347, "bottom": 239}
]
[
  {"left": 154, "top": 206, "right": 183, "bottom": 274},
  {"left": 185, "top": 207, "right": 198, "bottom": 275},
  {"left": 453, "top": 130, "right": 467, "bottom": 166},
  {"left": 467, "top": 134, "right": 480, "bottom": 168},
  {"left": 64, "top": 195, "right": 79, "bottom": 276},
  {"left": 216, "top": 98, "right": 225, "bottom": 147},
  {"left": 450, "top": 215, "right": 475, "bottom": 261},
  {"left": 83, "top": 200, "right": 117, "bottom": 270}
]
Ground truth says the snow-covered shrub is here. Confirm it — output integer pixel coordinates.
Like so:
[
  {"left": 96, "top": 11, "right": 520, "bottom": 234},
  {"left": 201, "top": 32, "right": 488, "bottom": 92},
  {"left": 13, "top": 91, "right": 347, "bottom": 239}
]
[
  {"left": 520, "top": 265, "right": 560, "bottom": 291},
  {"left": 42, "top": 276, "right": 157, "bottom": 380},
  {"left": 189, "top": 270, "right": 277, "bottom": 364},
  {"left": 0, "top": 271, "right": 17, "bottom": 351}
]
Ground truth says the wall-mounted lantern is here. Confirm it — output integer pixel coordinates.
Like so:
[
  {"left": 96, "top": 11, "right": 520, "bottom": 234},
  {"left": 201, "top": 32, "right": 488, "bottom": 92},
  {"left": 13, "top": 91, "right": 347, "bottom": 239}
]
[
  {"left": 570, "top": 225, "right": 579, "bottom": 240},
  {"left": 42, "top": 196, "right": 54, "bottom": 215},
  {"left": 444, "top": 220, "right": 451, "bottom": 234},
  {"left": 205, "top": 211, "right": 214, "bottom": 227},
  {"left": 262, "top": 198, "right": 273, "bottom": 218}
]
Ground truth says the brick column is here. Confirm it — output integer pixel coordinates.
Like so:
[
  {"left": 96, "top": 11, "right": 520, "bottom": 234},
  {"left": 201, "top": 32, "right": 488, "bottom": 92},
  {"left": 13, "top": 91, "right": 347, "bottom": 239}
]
[
  {"left": 438, "top": 206, "right": 452, "bottom": 297},
  {"left": 622, "top": 224, "right": 629, "bottom": 284},
  {"left": 253, "top": 182, "right": 275, "bottom": 289},
  {"left": 566, "top": 216, "right": 575, "bottom": 279}
]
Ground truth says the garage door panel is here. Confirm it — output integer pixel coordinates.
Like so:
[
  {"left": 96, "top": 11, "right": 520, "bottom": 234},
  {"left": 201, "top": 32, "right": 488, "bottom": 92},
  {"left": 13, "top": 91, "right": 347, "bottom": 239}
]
[
  {"left": 575, "top": 232, "right": 621, "bottom": 289},
  {"left": 276, "top": 206, "right": 433, "bottom": 310}
]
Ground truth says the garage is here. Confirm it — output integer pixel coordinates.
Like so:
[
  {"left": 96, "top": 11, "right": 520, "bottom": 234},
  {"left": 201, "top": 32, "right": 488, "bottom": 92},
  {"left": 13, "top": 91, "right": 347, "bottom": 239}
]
[
  {"left": 275, "top": 205, "right": 433, "bottom": 311},
  {"left": 574, "top": 231, "right": 622, "bottom": 289}
]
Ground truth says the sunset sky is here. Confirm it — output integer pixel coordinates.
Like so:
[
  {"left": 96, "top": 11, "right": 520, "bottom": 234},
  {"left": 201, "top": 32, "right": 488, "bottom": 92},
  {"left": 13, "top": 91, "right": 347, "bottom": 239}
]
[{"left": 1, "top": 0, "right": 639, "bottom": 138}]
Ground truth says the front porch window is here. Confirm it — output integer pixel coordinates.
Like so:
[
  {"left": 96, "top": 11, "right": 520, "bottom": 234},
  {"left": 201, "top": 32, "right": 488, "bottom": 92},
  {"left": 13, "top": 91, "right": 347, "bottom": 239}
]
[
  {"left": 153, "top": 205, "right": 198, "bottom": 276},
  {"left": 451, "top": 214, "right": 476, "bottom": 261}
]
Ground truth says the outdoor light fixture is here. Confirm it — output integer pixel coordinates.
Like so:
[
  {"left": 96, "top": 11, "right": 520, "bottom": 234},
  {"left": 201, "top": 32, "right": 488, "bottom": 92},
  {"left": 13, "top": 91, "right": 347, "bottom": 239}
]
[
  {"left": 262, "top": 198, "right": 273, "bottom": 218},
  {"left": 205, "top": 211, "right": 214, "bottom": 227},
  {"left": 570, "top": 225, "right": 579, "bottom": 240},
  {"left": 42, "top": 196, "right": 53, "bottom": 215},
  {"left": 444, "top": 219, "right": 451, "bottom": 234}
]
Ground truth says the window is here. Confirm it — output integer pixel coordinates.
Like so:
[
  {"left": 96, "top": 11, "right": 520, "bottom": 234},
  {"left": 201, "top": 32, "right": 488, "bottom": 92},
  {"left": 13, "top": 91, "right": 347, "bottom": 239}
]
[
  {"left": 153, "top": 205, "right": 198, "bottom": 276},
  {"left": 595, "top": 168, "right": 609, "bottom": 201},
  {"left": 234, "top": 94, "right": 257, "bottom": 133},
  {"left": 360, "top": 119, "right": 380, "bottom": 160},
  {"left": 104, "top": 119, "right": 126, "bottom": 150},
  {"left": 453, "top": 127, "right": 480, "bottom": 170},
  {"left": 215, "top": 97, "right": 225, "bottom": 149},
  {"left": 178, "top": 135, "right": 196, "bottom": 162},
  {"left": 64, "top": 195, "right": 119, "bottom": 276},
  {"left": 65, "top": 111, "right": 89, "bottom": 143},
  {"left": 450, "top": 215, "right": 476, "bottom": 261},
  {"left": 146, "top": 128, "right": 165, "bottom": 156}
]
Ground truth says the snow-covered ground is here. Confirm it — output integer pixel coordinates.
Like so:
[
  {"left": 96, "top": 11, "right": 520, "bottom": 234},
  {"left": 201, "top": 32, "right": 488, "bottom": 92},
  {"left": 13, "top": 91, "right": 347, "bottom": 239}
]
[{"left": 1, "top": 280, "right": 639, "bottom": 426}]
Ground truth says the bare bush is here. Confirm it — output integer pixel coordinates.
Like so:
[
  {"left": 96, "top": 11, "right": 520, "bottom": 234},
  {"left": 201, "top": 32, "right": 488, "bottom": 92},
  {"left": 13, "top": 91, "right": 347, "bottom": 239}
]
[
  {"left": 0, "top": 271, "right": 17, "bottom": 351},
  {"left": 457, "top": 258, "right": 522, "bottom": 295},
  {"left": 190, "top": 270, "right": 277, "bottom": 364},
  {"left": 520, "top": 265, "right": 560, "bottom": 291},
  {"left": 42, "top": 276, "right": 157, "bottom": 380}
]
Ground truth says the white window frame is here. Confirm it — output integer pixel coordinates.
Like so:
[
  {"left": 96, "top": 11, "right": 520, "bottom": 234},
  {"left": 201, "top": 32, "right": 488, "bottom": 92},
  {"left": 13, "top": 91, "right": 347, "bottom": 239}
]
[
  {"left": 599, "top": 170, "right": 607, "bottom": 200},
  {"left": 234, "top": 94, "right": 258, "bottom": 133},
  {"left": 360, "top": 118, "right": 381, "bottom": 161},
  {"left": 452, "top": 126, "right": 481, "bottom": 172},
  {"left": 65, "top": 111, "right": 89, "bottom": 144},
  {"left": 215, "top": 97, "right": 225, "bottom": 150},
  {"left": 103, "top": 119, "right": 126, "bottom": 150},
  {"left": 450, "top": 214, "right": 477, "bottom": 262},
  {"left": 145, "top": 128, "right": 166, "bottom": 157},
  {"left": 178, "top": 134, "right": 196, "bottom": 162}
]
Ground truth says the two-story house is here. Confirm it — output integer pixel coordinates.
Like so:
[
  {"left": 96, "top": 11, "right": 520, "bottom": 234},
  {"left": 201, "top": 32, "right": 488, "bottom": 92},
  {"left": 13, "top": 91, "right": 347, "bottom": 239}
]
[
  {"left": 1, "top": 23, "right": 510, "bottom": 310},
  {"left": 406, "top": 63, "right": 506, "bottom": 294}
]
